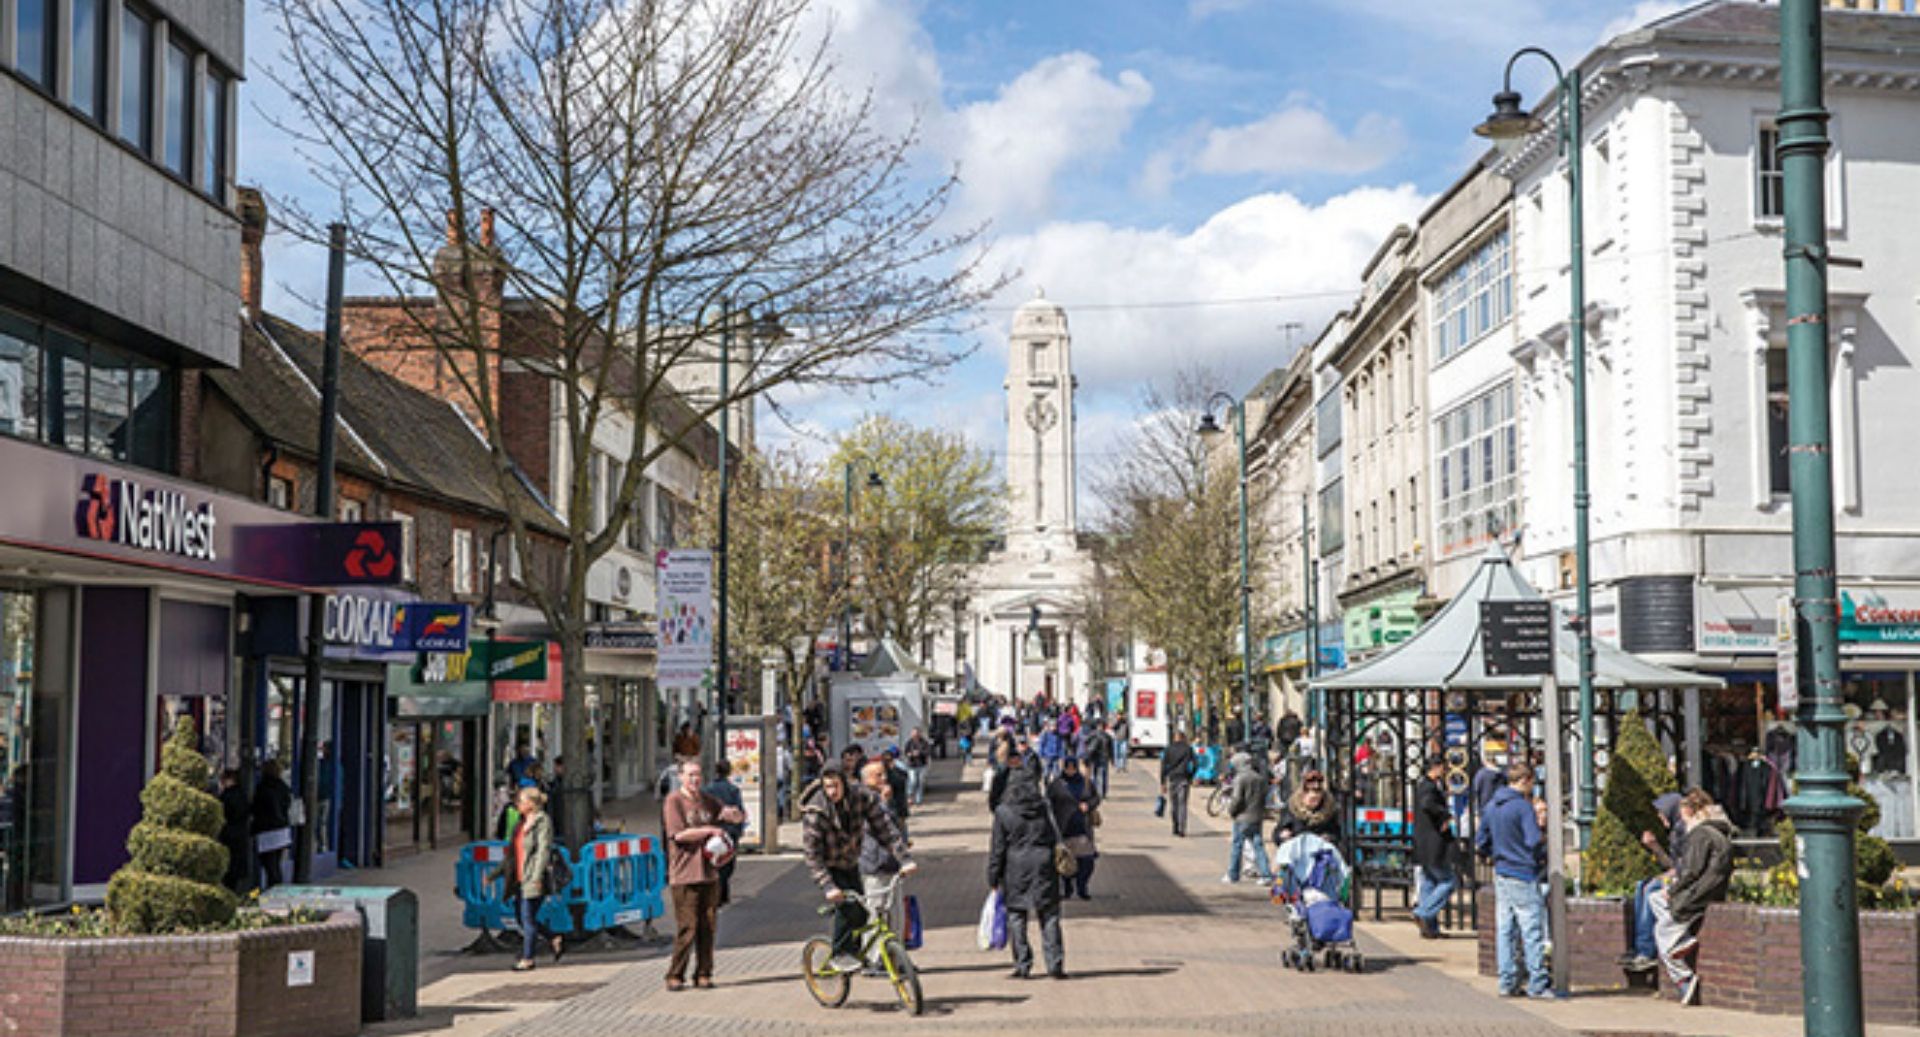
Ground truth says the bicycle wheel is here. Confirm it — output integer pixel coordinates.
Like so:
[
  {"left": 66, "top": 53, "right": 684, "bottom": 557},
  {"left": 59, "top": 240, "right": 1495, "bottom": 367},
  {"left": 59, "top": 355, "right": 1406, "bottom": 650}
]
[
  {"left": 1206, "top": 785, "right": 1228, "bottom": 818},
  {"left": 801, "top": 937, "right": 851, "bottom": 1007},
  {"left": 881, "top": 937, "right": 924, "bottom": 1016}
]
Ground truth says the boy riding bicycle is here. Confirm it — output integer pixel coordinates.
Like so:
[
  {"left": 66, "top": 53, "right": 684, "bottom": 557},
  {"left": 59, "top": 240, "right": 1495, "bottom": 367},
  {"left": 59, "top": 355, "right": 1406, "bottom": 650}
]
[{"left": 801, "top": 767, "right": 917, "bottom": 971}]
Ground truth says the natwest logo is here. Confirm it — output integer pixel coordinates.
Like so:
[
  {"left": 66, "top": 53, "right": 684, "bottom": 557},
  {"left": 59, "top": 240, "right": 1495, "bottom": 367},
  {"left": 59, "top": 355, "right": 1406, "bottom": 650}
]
[{"left": 76, "top": 474, "right": 217, "bottom": 562}]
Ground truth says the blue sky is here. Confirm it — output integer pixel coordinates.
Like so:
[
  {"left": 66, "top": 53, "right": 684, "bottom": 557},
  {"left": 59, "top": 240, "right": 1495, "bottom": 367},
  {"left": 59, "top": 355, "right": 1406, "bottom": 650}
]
[{"left": 242, "top": 0, "right": 1692, "bottom": 494}]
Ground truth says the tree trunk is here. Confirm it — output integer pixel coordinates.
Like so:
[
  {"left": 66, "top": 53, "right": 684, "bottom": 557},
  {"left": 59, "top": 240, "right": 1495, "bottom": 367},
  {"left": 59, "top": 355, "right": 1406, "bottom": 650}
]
[{"left": 557, "top": 613, "right": 592, "bottom": 852}]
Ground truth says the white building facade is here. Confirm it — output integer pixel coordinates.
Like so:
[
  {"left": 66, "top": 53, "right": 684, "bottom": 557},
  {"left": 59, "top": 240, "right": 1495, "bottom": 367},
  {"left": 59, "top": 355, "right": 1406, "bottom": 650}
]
[
  {"left": 1502, "top": 1, "right": 1920, "bottom": 839},
  {"left": 962, "top": 293, "right": 1098, "bottom": 706}
]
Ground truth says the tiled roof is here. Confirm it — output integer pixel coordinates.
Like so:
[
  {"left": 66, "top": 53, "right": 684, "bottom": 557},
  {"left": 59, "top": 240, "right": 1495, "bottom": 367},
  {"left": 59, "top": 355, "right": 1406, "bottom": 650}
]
[{"left": 211, "top": 316, "right": 561, "bottom": 533}]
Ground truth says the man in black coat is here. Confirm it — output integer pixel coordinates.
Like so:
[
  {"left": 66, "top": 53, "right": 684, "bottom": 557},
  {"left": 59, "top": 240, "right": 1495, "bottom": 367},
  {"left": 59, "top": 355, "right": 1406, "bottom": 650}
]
[
  {"left": 1411, "top": 757, "right": 1457, "bottom": 938},
  {"left": 1159, "top": 729, "right": 1198, "bottom": 837},
  {"left": 988, "top": 757, "right": 1067, "bottom": 979},
  {"left": 217, "top": 768, "right": 252, "bottom": 893}
]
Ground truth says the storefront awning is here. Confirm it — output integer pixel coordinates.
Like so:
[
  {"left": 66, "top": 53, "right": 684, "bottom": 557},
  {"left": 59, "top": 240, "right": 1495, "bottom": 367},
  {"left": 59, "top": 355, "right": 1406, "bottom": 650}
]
[{"left": 1311, "top": 546, "right": 1724, "bottom": 693}]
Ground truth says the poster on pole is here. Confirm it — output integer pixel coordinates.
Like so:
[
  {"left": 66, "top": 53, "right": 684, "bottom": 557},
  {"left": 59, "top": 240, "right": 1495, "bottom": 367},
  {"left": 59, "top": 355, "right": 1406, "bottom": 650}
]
[
  {"left": 1776, "top": 593, "right": 1799, "bottom": 714},
  {"left": 657, "top": 549, "right": 714, "bottom": 692}
]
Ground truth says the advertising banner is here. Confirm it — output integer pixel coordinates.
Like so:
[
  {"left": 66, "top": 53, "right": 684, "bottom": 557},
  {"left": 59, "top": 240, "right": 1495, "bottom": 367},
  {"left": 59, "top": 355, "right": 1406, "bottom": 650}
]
[
  {"left": 723, "top": 720, "right": 766, "bottom": 852},
  {"left": 657, "top": 549, "right": 714, "bottom": 692}
]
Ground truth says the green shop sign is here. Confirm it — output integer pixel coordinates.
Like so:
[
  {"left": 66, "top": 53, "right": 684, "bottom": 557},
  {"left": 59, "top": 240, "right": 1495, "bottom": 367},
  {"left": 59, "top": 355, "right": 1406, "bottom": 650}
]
[
  {"left": 1839, "top": 592, "right": 1920, "bottom": 644},
  {"left": 410, "top": 637, "right": 550, "bottom": 684},
  {"left": 1344, "top": 587, "right": 1422, "bottom": 653}
]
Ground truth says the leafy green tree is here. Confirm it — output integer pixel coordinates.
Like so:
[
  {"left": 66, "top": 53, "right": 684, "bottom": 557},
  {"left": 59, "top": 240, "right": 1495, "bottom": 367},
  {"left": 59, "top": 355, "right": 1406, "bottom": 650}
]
[
  {"left": 690, "top": 450, "right": 846, "bottom": 713},
  {"left": 106, "top": 720, "right": 237, "bottom": 932},
  {"left": 832, "top": 416, "right": 1002, "bottom": 657},
  {"left": 1582, "top": 709, "right": 1677, "bottom": 894}
]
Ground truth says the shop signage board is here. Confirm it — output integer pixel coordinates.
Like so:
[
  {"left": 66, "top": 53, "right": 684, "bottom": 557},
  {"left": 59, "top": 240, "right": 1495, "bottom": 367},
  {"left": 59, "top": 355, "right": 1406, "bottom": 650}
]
[
  {"left": 1263, "top": 630, "right": 1306, "bottom": 671},
  {"left": 1698, "top": 584, "right": 1920, "bottom": 655},
  {"left": 413, "top": 638, "right": 549, "bottom": 684},
  {"left": 324, "top": 594, "right": 469, "bottom": 655},
  {"left": 0, "top": 438, "right": 404, "bottom": 590},
  {"left": 656, "top": 549, "right": 713, "bottom": 692},
  {"left": 1343, "top": 587, "right": 1422, "bottom": 653},
  {"left": 491, "top": 642, "right": 563, "bottom": 703},
  {"left": 1481, "top": 600, "right": 1555, "bottom": 677},
  {"left": 584, "top": 622, "right": 658, "bottom": 652}
]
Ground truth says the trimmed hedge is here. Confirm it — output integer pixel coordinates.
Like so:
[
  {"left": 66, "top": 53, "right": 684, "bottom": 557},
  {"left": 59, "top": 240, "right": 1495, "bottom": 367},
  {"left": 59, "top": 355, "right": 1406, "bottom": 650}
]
[{"left": 1582, "top": 709, "right": 1677, "bottom": 894}]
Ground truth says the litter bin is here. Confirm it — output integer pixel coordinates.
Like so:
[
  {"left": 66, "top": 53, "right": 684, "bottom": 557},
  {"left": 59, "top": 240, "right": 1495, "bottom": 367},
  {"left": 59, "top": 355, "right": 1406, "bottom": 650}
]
[{"left": 263, "top": 885, "right": 418, "bottom": 1021}]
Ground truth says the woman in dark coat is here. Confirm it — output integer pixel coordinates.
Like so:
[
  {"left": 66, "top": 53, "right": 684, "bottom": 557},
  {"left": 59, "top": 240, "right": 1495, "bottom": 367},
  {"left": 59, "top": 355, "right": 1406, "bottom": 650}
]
[
  {"left": 1056, "top": 758, "right": 1101, "bottom": 900},
  {"left": 988, "top": 757, "right": 1066, "bottom": 979},
  {"left": 1272, "top": 769, "right": 1340, "bottom": 847}
]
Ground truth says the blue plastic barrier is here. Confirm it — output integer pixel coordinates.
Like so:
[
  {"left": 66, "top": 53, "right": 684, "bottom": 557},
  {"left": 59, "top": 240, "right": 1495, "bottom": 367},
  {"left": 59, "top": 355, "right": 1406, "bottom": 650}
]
[
  {"left": 578, "top": 834, "right": 668, "bottom": 932},
  {"left": 455, "top": 840, "right": 580, "bottom": 936}
]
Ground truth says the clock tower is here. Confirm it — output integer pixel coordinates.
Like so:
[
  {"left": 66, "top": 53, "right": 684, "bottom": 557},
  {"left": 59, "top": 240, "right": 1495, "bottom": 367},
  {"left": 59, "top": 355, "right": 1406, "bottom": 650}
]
[{"left": 1005, "top": 289, "right": 1077, "bottom": 535}]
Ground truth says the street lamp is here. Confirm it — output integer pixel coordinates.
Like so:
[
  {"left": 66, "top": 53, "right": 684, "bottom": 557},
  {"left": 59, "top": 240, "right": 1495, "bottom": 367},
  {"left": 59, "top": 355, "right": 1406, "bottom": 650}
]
[
  {"left": 1475, "top": 47, "right": 1599, "bottom": 849},
  {"left": 1198, "top": 392, "right": 1256, "bottom": 746},
  {"left": 840, "top": 461, "right": 884, "bottom": 673},
  {"left": 1775, "top": 2, "right": 1866, "bottom": 1032},
  {"left": 716, "top": 281, "right": 788, "bottom": 759}
]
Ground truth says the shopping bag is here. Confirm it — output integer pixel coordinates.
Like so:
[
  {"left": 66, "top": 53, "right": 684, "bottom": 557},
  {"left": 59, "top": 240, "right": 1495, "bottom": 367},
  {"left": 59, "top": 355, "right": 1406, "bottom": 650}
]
[
  {"left": 991, "top": 892, "right": 1008, "bottom": 950},
  {"left": 1154, "top": 794, "right": 1167, "bottom": 818},
  {"left": 904, "top": 894, "right": 924, "bottom": 950},
  {"left": 976, "top": 890, "right": 998, "bottom": 950}
]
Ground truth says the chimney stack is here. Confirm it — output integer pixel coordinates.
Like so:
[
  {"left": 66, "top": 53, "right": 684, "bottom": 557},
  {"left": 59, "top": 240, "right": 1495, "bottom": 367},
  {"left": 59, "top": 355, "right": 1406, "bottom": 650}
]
[{"left": 237, "top": 187, "right": 268, "bottom": 323}]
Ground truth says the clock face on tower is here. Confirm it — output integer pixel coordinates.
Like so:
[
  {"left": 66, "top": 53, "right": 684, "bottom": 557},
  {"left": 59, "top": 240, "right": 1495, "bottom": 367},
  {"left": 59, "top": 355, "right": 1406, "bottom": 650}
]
[{"left": 1025, "top": 396, "right": 1058, "bottom": 433}]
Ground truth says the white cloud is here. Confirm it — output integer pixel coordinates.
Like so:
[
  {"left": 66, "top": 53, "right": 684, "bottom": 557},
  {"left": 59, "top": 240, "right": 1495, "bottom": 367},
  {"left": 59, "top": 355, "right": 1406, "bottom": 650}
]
[
  {"left": 950, "top": 53, "right": 1154, "bottom": 227},
  {"left": 1191, "top": 107, "right": 1405, "bottom": 177},
  {"left": 977, "top": 184, "right": 1428, "bottom": 400}
]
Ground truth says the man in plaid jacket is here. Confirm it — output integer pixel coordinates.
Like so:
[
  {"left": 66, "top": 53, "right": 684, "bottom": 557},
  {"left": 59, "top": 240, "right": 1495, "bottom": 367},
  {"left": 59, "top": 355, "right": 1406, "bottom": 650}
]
[{"left": 801, "top": 768, "right": 916, "bottom": 970}]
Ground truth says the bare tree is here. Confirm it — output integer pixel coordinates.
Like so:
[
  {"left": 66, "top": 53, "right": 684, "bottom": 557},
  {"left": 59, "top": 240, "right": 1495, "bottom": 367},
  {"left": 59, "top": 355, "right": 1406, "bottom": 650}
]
[
  {"left": 1094, "top": 369, "right": 1273, "bottom": 738},
  {"left": 266, "top": 0, "right": 995, "bottom": 839}
]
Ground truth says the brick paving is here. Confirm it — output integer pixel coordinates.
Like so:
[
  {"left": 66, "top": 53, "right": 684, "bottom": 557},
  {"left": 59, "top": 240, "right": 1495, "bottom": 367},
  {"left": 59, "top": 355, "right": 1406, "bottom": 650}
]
[{"left": 451, "top": 755, "right": 1576, "bottom": 1037}]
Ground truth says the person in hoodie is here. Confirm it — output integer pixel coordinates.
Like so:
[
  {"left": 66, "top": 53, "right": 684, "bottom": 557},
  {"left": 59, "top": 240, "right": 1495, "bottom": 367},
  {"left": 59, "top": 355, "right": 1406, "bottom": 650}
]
[
  {"left": 1651, "top": 789, "right": 1734, "bottom": 1007},
  {"left": 988, "top": 756, "right": 1068, "bottom": 979},
  {"left": 1622, "top": 791, "right": 1686, "bottom": 970},
  {"left": 801, "top": 768, "right": 916, "bottom": 972},
  {"left": 1038, "top": 722, "right": 1066, "bottom": 783},
  {"left": 1223, "top": 748, "right": 1274, "bottom": 885},
  {"left": 1474, "top": 761, "right": 1553, "bottom": 999}
]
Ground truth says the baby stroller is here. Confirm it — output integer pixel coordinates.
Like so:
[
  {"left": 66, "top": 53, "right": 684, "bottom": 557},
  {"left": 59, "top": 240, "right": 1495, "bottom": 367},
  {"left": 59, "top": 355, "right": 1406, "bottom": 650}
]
[{"left": 1271, "top": 834, "right": 1363, "bottom": 973}]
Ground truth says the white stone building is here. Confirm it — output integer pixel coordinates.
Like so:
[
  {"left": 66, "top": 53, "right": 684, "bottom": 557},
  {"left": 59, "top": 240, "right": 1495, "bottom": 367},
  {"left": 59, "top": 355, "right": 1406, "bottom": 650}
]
[
  {"left": 1501, "top": 0, "right": 1920, "bottom": 837},
  {"left": 958, "top": 292, "right": 1099, "bottom": 706}
]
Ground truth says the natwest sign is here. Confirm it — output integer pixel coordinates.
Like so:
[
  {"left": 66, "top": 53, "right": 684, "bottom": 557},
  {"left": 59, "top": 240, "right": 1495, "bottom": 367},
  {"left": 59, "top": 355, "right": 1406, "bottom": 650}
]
[{"left": 76, "top": 474, "right": 218, "bottom": 562}]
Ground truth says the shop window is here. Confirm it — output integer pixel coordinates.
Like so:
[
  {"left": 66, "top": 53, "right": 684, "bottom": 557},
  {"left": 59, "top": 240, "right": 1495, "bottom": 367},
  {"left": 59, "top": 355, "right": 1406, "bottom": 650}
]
[
  {"left": 86, "top": 349, "right": 131, "bottom": 462},
  {"left": 0, "top": 315, "right": 39, "bottom": 442},
  {"left": 120, "top": 7, "right": 155, "bottom": 153},
  {"left": 14, "top": 0, "right": 54, "bottom": 90},
  {"left": 71, "top": 0, "right": 108, "bottom": 123},
  {"left": 163, "top": 40, "right": 192, "bottom": 178},
  {"left": 1, "top": 587, "right": 77, "bottom": 912}
]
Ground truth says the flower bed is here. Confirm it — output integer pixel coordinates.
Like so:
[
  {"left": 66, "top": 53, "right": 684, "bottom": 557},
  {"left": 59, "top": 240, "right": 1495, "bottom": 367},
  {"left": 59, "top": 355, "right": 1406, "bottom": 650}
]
[
  {"left": 0, "top": 910, "right": 362, "bottom": 1037},
  {"left": 1475, "top": 895, "right": 1920, "bottom": 1024}
]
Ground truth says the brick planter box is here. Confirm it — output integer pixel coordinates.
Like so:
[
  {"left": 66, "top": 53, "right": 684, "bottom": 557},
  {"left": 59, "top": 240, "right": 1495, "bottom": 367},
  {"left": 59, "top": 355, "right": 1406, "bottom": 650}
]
[
  {"left": 0, "top": 911, "right": 362, "bottom": 1037},
  {"left": 1476, "top": 895, "right": 1920, "bottom": 1024}
]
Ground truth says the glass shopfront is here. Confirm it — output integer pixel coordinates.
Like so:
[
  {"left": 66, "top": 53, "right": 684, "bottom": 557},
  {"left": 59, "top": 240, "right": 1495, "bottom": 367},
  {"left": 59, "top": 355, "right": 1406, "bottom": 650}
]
[{"left": 0, "top": 586, "right": 74, "bottom": 912}]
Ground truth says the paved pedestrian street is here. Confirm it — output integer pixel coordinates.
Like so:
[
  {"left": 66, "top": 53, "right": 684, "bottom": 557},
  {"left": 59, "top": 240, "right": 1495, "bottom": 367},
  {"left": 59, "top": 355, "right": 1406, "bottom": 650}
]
[{"left": 380, "top": 758, "right": 1589, "bottom": 1037}]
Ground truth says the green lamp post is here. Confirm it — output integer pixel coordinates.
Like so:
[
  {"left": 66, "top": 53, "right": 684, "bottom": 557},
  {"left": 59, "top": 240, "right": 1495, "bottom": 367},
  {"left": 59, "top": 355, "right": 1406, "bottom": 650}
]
[
  {"left": 1776, "top": 2, "right": 1865, "bottom": 1033},
  {"left": 1199, "top": 393, "right": 1256, "bottom": 743},
  {"left": 1474, "top": 47, "right": 1598, "bottom": 849}
]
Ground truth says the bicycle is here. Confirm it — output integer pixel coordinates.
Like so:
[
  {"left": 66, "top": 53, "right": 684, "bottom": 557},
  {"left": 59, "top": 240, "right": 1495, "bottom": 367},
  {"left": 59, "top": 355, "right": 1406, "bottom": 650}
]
[{"left": 801, "top": 877, "right": 923, "bottom": 1015}]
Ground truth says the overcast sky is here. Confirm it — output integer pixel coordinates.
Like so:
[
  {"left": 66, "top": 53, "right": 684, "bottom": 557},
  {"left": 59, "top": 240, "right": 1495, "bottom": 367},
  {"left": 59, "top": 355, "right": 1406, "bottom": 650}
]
[{"left": 242, "top": 0, "right": 1695, "bottom": 502}]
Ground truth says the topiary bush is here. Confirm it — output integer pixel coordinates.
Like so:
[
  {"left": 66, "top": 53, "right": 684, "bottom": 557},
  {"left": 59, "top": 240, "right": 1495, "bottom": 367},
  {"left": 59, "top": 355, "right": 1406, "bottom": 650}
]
[
  {"left": 1775, "top": 752, "right": 1900, "bottom": 900},
  {"left": 106, "top": 720, "right": 236, "bottom": 932},
  {"left": 1581, "top": 709, "right": 1678, "bottom": 894}
]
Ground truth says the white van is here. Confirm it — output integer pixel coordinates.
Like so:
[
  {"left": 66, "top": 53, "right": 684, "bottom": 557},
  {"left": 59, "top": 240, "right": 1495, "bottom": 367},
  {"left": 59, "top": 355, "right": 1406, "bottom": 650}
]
[{"left": 1125, "top": 672, "right": 1171, "bottom": 757}]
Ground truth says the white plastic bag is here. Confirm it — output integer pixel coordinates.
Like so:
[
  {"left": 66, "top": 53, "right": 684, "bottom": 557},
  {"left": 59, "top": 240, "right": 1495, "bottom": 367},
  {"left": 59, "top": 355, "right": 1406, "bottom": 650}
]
[{"left": 977, "top": 889, "right": 1000, "bottom": 951}]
